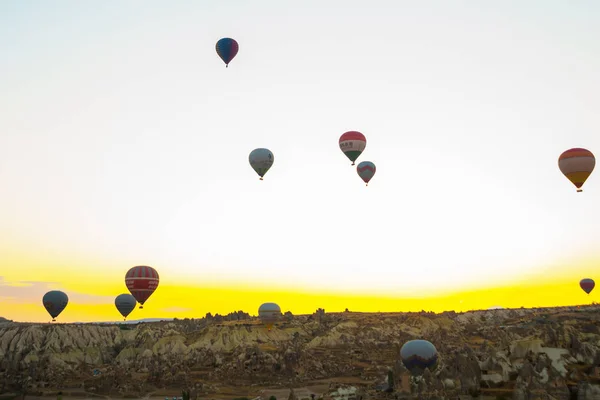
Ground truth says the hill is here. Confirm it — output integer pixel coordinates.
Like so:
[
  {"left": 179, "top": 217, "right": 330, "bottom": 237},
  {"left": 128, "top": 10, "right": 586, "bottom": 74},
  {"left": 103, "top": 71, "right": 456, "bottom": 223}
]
[
  {"left": 77, "top": 317, "right": 175, "bottom": 325},
  {"left": 1, "top": 306, "right": 600, "bottom": 399}
]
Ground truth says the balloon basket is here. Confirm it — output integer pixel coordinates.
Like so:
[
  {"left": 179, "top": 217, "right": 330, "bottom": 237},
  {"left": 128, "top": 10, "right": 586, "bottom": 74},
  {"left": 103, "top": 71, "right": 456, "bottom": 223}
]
[
  {"left": 52, "top": 319, "right": 56, "bottom": 322},
  {"left": 577, "top": 189, "right": 583, "bottom": 192},
  {"left": 259, "top": 177, "right": 264, "bottom": 181},
  {"left": 139, "top": 305, "right": 144, "bottom": 309}
]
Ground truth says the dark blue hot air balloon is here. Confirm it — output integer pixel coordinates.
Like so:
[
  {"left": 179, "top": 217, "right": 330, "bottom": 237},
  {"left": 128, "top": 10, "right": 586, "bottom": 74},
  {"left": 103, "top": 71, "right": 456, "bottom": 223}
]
[
  {"left": 42, "top": 290, "right": 69, "bottom": 322},
  {"left": 400, "top": 339, "right": 438, "bottom": 376},
  {"left": 249, "top": 148, "right": 274, "bottom": 180},
  {"left": 216, "top": 38, "right": 239, "bottom": 67},
  {"left": 115, "top": 293, "right": 137, "bottom": 320}
]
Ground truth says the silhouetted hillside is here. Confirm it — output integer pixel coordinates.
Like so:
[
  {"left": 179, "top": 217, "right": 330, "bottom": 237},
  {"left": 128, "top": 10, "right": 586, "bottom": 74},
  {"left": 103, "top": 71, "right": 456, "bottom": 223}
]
[{"left": 1, "top": 305, "right": 600, "bottom": 399}]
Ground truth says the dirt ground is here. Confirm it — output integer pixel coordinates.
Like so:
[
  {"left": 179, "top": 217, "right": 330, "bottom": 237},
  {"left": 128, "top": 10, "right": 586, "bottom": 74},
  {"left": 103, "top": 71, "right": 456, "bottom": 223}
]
[
  {"left": 14, "top": 384, "right": 331, "bottom": 400},
  {"left": 9, "top": 379, "right": 359, "bottom": 400},
  {"left": 257, "top": 384, "right": 330, "bottom": 400}
]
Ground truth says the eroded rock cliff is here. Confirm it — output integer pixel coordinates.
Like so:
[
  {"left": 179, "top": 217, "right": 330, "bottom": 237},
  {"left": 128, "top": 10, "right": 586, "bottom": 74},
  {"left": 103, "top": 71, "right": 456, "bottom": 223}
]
[{"left": 1, "top": 306, "right": 599, "bottom": 399}]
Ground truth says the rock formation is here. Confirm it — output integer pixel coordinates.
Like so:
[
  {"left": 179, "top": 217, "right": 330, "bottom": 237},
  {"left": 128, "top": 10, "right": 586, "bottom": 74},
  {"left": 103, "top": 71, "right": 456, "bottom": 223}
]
[{"left": 1, "top": 305, "right": 599, "bottom": 399}]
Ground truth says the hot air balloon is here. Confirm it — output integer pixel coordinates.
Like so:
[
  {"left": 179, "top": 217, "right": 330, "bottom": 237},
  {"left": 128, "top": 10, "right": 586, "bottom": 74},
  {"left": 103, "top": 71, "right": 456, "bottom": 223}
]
[
  {"left": 42, "top": 290, "right": 69, "bottom": 322},
  {"left": 400, "top": 339, "right": 438, "bottom": 376},
  {"left": 357, "top": 161, "right": 376, "bottom": 186},
  {"left": 125, "top": 266, "right": 159, "bottom": 309},
  {"left": 339, "top": 131, "right": 366, "bottom": 165},
  {"left": 258, "top": 302, "right": 281, "bottom": 331},
  {"left": 115, "top": 293, "right": 137, "bottom": 320},
  {"left": 216, "top": 38, "right": 239, "bottom": 67},
  {"left": 558, "top": 148, "right": 595, "bottom": 192},
  {"left": 580, "top": 278, "right": 595, "bottom": 295},
  {"left": 249, "top": 148, "right": 274, "bottom": 180}
]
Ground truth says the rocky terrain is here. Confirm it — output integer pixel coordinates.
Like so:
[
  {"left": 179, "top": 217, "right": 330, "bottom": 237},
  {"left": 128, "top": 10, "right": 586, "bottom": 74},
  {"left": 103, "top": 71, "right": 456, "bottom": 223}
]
[{"left": 1, "top": 305, "right": 600, "bottom": 400}]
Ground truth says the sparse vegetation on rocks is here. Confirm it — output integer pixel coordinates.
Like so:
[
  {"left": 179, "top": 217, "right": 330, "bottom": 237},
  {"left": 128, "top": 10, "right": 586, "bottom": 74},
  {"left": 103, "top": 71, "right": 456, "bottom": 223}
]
[{"left": 1, "top": 305, "right": 600, "bottom": 399}]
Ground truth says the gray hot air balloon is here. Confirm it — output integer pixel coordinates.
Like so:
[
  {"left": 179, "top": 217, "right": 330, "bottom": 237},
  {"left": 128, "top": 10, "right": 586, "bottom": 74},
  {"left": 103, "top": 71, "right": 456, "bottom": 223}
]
[
  {"left": 115, "top": 293, "right": 137, "bottom": 320},
  {"left": 249, "top": 148, "right": 274, "bottom": 180},
  {"left": 258, "top": 302, "right": 281, "bottom": 330},
  {"left": 42, "top": 290, "right": 69, "bottom": 322},
  {"left": 400, "top": 339, "right": 438, "bottom": 376}
]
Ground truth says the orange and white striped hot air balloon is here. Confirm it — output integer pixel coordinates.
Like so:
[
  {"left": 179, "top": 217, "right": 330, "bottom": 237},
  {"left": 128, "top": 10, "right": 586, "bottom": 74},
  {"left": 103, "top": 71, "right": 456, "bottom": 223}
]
[{"left": 558, "top": 148, "right": 595, "bottom": 192}]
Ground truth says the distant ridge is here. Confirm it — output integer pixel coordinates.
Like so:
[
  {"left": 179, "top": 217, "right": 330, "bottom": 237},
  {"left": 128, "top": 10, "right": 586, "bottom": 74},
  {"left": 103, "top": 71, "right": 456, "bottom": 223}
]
[
  {"left": 5, "top": 304, "right": 600, "bottom": 325},
  {"left": 76, "top": 318, "right": 175, "bottom": 325}
]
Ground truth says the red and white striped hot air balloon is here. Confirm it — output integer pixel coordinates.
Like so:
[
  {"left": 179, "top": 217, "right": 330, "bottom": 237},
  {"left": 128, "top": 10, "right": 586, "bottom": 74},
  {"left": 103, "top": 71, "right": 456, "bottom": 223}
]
[
  {"left": 558, "top": 148, "right": 595, "bottom": 192},
  {"left": 125, "top": 266, "right": 159, "bottom": 309}
]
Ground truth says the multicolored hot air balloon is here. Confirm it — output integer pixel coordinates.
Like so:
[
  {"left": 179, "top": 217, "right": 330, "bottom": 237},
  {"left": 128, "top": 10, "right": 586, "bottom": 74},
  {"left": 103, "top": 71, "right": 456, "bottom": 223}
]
[
  {"left": 400, "top": 339, "right": 439, "bottom": 376},
  {"left": 42, "top": 290, "right": 69, "bottom": 322},
  {"left": 115, "top": 293, "right": 137, "bottom": 321},
  {"left": 216, "top": 38, "right": 239, "bottom": 67},
  {"left": 580, "top": 278, "right": 595, "bottom": 295},
  {"left": 249, "top": 148, "right": 274, "bottom": 180},
  {"left": 125, "top": 266, "right": 159, "bottom": 309},
  {"left": 258, "top": 302, "right": 281, "bottom": 331},
  {"left": 558, "top": 148, "right": 595, "bottom": 192},
  {"left": 339, "top": 131, "right": 366, "bottom": 165},
  {"left": 357, "top": 161, "right": 376, "bottom": 186}
]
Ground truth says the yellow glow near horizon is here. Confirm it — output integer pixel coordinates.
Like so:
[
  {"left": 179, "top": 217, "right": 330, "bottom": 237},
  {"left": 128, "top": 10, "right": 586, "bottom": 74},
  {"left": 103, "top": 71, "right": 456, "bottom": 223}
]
[{"left": 1, "top": 256, "right": 597, "bottom": 323}]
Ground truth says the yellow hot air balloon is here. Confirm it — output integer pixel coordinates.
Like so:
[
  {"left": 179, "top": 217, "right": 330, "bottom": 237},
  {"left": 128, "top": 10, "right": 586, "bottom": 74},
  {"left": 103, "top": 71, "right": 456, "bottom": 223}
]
[{"left": 558, "top": 148, "right": 595, "bottom": 192}]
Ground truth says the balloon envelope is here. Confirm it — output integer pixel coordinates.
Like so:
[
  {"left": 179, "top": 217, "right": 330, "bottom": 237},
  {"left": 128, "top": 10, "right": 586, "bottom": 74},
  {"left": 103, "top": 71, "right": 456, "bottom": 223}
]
[
  {"left": 249, "top": 148, "right": 274, "bottom": 179},
  {"left": 216, "top": 38, "right": 239, "bottom": 67},
  {"left": 125, "top": 266, "right": 160, "bottom": 308},
  {"left": 42, "top": 290, "right": 69, "bottom": 321},
  {"left": 115, "top": 293, "right": 137, "bottom": 319},
  {"left": 339, "top": 131, "right": 366, "bottom": 165},
  {"left": 400, "top": 339, "right": 438, "bottom": 376},
  {"left": 558, "top": 148, "right": 595, "bottom": 192},
  {"left": 258, "top": 302, "right": 281, "bottom": 329},
  {"left": 580, "top": 278, "right": 595, "bottom": 294},
  {"left": 357, "top": 161, "right": 376, "bottom": 185}
]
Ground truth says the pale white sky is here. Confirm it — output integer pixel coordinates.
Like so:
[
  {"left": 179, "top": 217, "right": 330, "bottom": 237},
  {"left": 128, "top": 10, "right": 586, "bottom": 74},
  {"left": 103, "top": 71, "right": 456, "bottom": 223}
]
[{"left": 1, "top": 0, "right": 600, "bottom": 295}]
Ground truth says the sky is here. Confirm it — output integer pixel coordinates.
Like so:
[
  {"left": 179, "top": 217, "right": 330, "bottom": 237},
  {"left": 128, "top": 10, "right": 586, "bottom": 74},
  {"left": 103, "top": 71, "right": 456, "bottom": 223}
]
[{"left": 1, "top": 0, "right": 599, "bottom": 323}]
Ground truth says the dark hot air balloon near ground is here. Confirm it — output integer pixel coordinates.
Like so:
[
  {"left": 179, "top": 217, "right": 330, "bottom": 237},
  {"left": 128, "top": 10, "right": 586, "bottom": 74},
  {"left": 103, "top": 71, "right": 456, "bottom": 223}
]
[
  {"left": 258, "top": 302, "right": 281, "bottom": 331},
  {"left": 249, "top": 148, "right": 274, "bottom": 180},
  {"left": 125, "top": 266, "right": 159, "bottom": 309},
  {"left": 357, "top": 161, "right": 376, "bottom": 186},
  {"left": 400, "top": 339, "right": 439, "bottom": 376},
  {"left": 339, "top": 131, "right": 366, "bottom": 165},
  {"left": 216, "top": 38, "right": 239, "bottom": 67},
  {"left": 115, "top": 293, "right": 137, "bottom": 320},
  {"left": 580, "top": 278, "right": 595, "bottom": 295},
  {"left": 558, "top": 148, "right": 595, "bottom": 192},
  {"left": 42, "top": 290, "right": 69, "bottom": 322}
]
